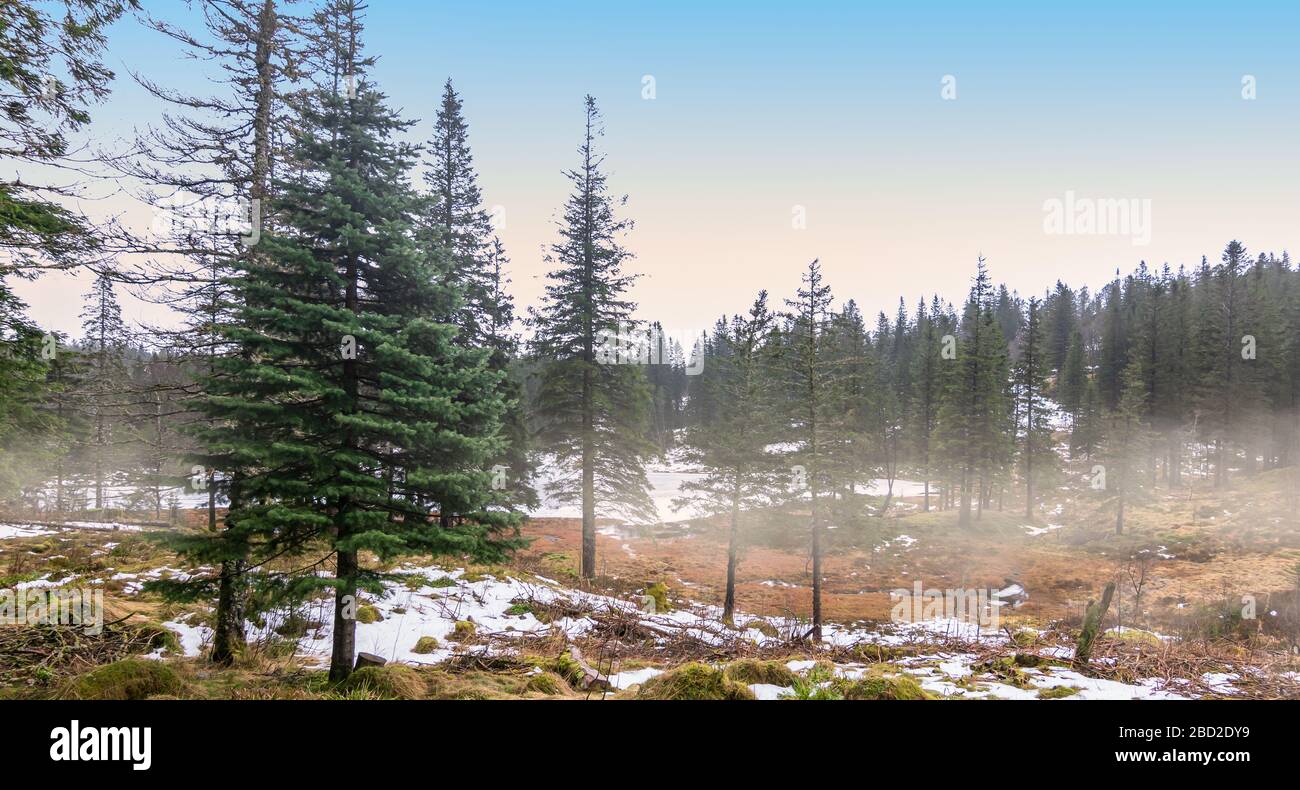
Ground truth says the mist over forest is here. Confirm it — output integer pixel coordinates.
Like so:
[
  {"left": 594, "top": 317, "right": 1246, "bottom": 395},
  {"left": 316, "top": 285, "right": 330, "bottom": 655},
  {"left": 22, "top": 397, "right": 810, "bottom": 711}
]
[{"left": 2, "top": 1, "right": 1298, "bottom": 737}]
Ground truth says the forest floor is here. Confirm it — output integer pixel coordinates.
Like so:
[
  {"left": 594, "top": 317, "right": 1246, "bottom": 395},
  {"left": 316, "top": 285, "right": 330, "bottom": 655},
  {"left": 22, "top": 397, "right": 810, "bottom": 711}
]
[
  {"left": 2, "top": 466, "right": 1299, "bottom": 700},
  {"left": 524, "top": 466, "right": 1300, "bottom": 635}
]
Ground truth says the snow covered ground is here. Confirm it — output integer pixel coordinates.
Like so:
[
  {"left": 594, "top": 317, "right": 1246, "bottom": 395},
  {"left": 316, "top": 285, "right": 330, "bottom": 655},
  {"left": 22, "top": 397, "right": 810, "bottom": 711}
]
[
  {"left": 138, "top": 564, "right": 1216, "bottom": 699},
  {"left": 528, "top": 452, "right": 928, "bottom": 524},
  {"left": 0, "top": 523, "right": 55, "bottom": 540},
  {"left": 0, "top": 509, "right": 1267, "bottom": 700},
  {"left": 0, "top": 515, "right": 1259, "bottom": 699},
  {"left": 0, "top": 520, "right": 144, "bottom": 537}
]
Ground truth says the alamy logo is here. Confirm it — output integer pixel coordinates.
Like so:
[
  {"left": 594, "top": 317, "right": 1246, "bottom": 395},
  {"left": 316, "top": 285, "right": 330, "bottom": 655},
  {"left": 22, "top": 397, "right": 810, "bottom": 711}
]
[
  {"left": 1042, "top": 190, "right": 1151, "bottom": 246},
  {"left": 890, "top": 581, "right": 1010, "bottom": 629},
  {"left": 595, "top": 322, "right": 705, "bottom": 375},
  {"left": 50, "top": 720, "right": 152, "bottom": 771},
  {"left": 1, "top": 587, "right": 103, "bottom": 634}
]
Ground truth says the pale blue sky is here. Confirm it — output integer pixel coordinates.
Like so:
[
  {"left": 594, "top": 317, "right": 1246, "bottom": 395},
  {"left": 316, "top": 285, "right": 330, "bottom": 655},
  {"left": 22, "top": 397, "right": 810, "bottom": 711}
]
[{"left": 17, "top": 0, "right": 1300, "bottom": 337}]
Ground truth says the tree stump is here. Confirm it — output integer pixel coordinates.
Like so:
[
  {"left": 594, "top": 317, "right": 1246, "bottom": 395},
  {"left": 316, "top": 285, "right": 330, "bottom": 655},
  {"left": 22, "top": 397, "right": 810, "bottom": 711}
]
[
  {"left": 354, "top": 652, "right": 387, "bottom": 671},
  {"left": 1076, "top": 582, "right": 1116, "bottom": 665}
]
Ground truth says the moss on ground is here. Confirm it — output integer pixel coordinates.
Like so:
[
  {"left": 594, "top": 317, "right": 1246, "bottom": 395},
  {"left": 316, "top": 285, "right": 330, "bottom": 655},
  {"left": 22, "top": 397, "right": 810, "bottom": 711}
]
[
  {"left": 62, "top": 659, "right": 183, "bottom": 700},
  {"left": 1109, "top": 628, "right": 1164, "bottom": 648},
  {"left": 337, "top": 666, "right": 425, "bottom": 700},
  {"left": 723, "top": 659, "right": 797, "bottom": 687},
  {"left": 542, "top": 650, "right": 585, "bottom": 686},
  {"left": 634, "top": 662, "right": 754, "bottom": 700},
  {"left": 840, "top": 670, "right": 933, "bottom": 700},
  {"left": 523, "top": 671, "right": 569, "bottom": 695},
  {"left": 645, "top": 582, "right": 671, "bottom": 612},
  {"left": 412, "top": 636, "right": 440, "bottom": 654},
  {"left": 1037, "top": 685, "right": 1080, "bottom": 699}
]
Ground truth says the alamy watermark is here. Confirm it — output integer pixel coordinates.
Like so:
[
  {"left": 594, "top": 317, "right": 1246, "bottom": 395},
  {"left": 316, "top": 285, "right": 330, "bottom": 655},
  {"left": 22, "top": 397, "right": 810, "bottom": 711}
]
[
  {"left": 596, "top": 322, "right": 705, "bottom": 375},
  {"left": 890, "top": 580, "right": 1011, "bottom": 629},
  {"left": 1, "top": 587, "right": 104, "bottom": 635},
  {"left": 1043, "top": 190, "right": 1151, "bottom": 246},
  {"left": 150, "top": 192, "right": 261, "bottom": 247}
]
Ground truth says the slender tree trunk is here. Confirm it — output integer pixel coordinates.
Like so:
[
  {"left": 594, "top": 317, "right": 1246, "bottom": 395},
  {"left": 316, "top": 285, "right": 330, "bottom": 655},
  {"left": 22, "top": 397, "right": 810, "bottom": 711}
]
[
  {"left": 94, "top": 414, "right": 104, "bottom": 511},
  {"left": 1115, "top": 481, "right": 1125, "bottom": 535},
  {"left": 580, "top": 358, "right": 596, "bottom": 579},
  {"left": 810, "top": 486, "right": 822, "bottom": 641},
  {"left": 723, "top": 478, "right": 740, "bottom": 624},
  {"left": 958, "top": 466, "right": 971, "bottom": 526},
  {"left": 1214, "top": 438, "right": 1224, "bottom": 488},
  {"left": 207, "top": 470, "right": 217, "bottom": 531},
  {"left": 921, "top": 442, "right": 930, "bottom": 512},
  {"left": 1025, "top": 392, "right": 1035, "bottom": 521}
]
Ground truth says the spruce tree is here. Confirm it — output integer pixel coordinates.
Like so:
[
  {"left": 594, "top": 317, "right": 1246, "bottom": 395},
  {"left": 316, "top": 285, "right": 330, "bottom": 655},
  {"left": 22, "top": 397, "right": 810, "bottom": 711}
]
[
  {"left": 674, "top": 292, "right": 782, "bottom": 622},
  {"left": 1072, "top": 378, "right": 1103, "bottom": 460},
  {"left": 825, "top": 299, "right": 878, "bottom": 519},
  {"left": 1098, "top": 272, "right": 1128, "bottom": 411},
  {"left": 1045, "top": 281, "right": 1077, "bottom": 374},
  {"left": 78, "top": 272, "right": 130, "bottom": 511},
  {"left": 126, "top": 0, "right": 294, "bottom": 664},
  {"left": 529, "top": 96, "right": 655, "bottom": 579},
  {"left": 421, "top": 79, "right": 533, "bottom": 518},
  {"left": 193, "top": 1, "right": 520, "bottom": 680},
  {"left": 909, "top": 296, "right": 943, "bottom": 511},
  {"left": 779, "top": 258, "right": 842, "bottom": 639},
  {"left": 1014, "top": 297, "right": 1056, "bottom": 519},
  {"left": 1059, "top": 330, "right": 1086, "bottom": 421},
  {"left": 1192, "top": 242, "right": 1253, "bottom": 487},
  {"left": 871, "top": 311, "right": 903, "bottom": 513},
  {"left": 0, "top": 0, "right": 129, "bottom": 277},
  {"left": 935, "top": 258, "right": 1012, "bottom": 527}
]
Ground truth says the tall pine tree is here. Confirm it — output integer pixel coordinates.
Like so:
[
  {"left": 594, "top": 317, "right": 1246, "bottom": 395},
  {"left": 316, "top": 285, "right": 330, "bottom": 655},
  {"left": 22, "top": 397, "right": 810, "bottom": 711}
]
[{"left": 529, "top": 96, "right": 655, "bottom": 579}]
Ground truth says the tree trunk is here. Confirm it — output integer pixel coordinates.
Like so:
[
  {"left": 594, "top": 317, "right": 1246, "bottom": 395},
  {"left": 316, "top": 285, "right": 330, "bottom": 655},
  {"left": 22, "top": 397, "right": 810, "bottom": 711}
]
[
  {"left": 210, "top": 557, "right": 247, "bottom": 665},
  {"left": 722, "top": 480, "right": 740, "bottom": 623},
  {"left": 810, "top": 488, "right": 822, "bottom": 641},
  {"left": 580, "top": 363, "right": 595, "bottom": 579},
  {"left": 329, "top": 546, "right": 358, "bottom": 682},
  {"left": 958, "top": 467, "right": 971, "bottom": 527},
  {"left": 1115, "top": 482, "right": 1125, "bottom": 535}
]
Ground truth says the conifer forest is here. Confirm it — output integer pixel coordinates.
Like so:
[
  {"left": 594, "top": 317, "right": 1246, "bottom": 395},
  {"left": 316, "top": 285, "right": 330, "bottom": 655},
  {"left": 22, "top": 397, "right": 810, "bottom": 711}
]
[{"left": 3, "top": 2, "right": 1300, "bottom": 746}]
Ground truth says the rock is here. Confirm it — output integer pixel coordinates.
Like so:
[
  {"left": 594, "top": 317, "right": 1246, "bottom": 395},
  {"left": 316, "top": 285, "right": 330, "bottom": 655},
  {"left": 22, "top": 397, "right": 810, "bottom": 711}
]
[{"left": 354, "top": 652, "right": 387, "bottom": 670}]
